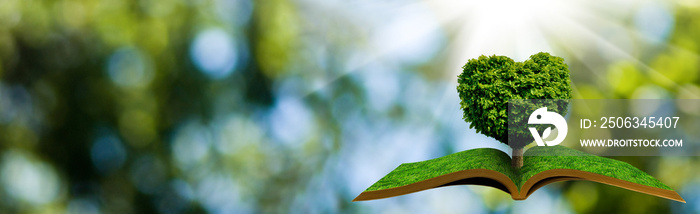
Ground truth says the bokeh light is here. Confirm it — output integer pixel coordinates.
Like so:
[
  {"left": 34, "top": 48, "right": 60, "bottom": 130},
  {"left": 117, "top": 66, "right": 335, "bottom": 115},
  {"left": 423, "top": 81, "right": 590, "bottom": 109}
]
[
  {"left": 1, "top": 150, "right": 61, "bottom": 206},
  {"left": 634, "top": 1, "right": 675, "bottom": 44},
  {"left": 107, "top": 47, "right": 154, "bottom": 88},
  {"left": 190, "top": 28, "right": 238, "bottom": 79},
  {"left": 172, "top": 120, "right": 212, "bottom": 170},
  {"left": 91, "top": 133, "right": 127, "bottom": 174},
  {"left": 0, "top": 0, "right": 699, "bottom": 213},
  {"left": 268, "top": 95, "right": 314, "bottom": 147}
]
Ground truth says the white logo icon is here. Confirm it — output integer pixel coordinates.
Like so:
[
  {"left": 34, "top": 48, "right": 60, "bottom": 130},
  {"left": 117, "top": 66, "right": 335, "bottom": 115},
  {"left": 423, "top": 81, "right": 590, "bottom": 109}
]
[{"left": 528, "top": 107, "right": 567, "bottom": 146}]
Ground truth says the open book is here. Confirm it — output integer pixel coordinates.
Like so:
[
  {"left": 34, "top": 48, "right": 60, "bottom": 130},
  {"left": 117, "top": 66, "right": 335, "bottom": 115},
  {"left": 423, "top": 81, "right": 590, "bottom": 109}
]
[{"left": 354, "top": 146, "right": 684, "bottom": 202}]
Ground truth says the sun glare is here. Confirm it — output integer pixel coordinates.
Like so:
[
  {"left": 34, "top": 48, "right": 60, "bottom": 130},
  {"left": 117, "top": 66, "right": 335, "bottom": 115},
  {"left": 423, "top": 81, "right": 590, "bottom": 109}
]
[{"left": 432, "top": 0, "right": 579, "bottom": 65}]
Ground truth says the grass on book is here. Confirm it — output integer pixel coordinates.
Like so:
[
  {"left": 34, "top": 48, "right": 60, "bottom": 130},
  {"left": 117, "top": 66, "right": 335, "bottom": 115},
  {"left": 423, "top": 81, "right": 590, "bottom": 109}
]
[{"left": 364, "top": 146, "right": 671, "bottom": 192}]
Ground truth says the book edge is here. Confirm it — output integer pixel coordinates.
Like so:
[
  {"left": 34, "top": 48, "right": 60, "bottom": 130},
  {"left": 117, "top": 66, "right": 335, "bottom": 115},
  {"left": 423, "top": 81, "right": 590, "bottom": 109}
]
[
  {"left": 518, "top": 169, "right": 685, "bottom": 203},
  {"left": 352, "top": 168, "right": 517, "bottom": 201}
]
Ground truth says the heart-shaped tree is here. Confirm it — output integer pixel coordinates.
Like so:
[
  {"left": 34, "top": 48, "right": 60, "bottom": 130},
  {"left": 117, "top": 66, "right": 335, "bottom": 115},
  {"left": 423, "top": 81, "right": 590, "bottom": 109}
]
[{"left": 457, "top": 52, "right": 572, "bottom": 169}]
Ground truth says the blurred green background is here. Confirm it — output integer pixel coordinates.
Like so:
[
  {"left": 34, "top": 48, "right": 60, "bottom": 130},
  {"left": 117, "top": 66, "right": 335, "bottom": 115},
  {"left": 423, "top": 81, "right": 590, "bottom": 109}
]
[{"left": 0, "top": 0, "right": 699, "bottom": 213}]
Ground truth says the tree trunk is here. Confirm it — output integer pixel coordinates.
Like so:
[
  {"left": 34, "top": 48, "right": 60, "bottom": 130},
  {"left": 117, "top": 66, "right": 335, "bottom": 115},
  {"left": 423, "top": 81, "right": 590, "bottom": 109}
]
[{"left": 512, "top": 147, "right": 523, "bottom": 170}]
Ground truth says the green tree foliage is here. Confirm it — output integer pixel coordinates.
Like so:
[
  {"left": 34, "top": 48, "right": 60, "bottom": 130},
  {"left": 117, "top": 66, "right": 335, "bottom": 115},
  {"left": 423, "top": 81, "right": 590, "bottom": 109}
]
[{"left": 457, "top": 52, "right": 573, "bottom": 150}]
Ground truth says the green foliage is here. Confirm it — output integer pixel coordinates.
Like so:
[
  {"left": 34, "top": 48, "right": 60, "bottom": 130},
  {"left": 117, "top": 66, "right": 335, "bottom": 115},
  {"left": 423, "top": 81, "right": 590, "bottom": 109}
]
[
  {"left": 364, "top": 146, "right": 672, "bottom": 192},
  {"left": 457, "top": 52, "right": 572, "bottom": 148},
  {"left": 522, "top": 146, "right": 672, "bottom": 190},
  {"left": 365, "top": 148, "right": 516, "bottom": 191}
]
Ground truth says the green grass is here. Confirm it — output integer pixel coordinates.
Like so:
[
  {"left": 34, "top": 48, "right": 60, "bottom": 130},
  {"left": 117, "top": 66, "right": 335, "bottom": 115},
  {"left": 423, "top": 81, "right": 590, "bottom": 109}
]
[
  {"left": 365, "top": 148, "right": 515, "bottom": 191},
  {"left": 521, "top": 146, "right": 671, "bottom": 190},
  {"left": 364, "top": 146, "right": 672, "bottom": 192}
]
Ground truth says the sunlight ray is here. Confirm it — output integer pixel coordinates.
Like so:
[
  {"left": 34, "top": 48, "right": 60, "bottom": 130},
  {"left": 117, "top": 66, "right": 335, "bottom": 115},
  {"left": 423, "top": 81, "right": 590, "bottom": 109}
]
[
  {"left": 303, "top": 1, "right": 445, "bottom": 97},
  {"left": 539, "top": 20, "right": 607, "bottom": 82},
  {"left": 554, "top": 14, "right": 700, "bottom": 97},
  {"left": 572, "top": 4, "right": 700, "bottom": 60},
  {"left": 553, "top": 16, "right": 676, "bottom": 83},
  {"left": 560, "top": 4, "right": 700, "bottom": 98}
]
